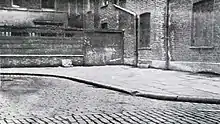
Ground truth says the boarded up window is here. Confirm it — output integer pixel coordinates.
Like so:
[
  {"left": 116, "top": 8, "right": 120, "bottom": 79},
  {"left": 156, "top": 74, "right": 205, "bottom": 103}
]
[
  {"left": 139, "top": 12, "right": 151, "bottom": 48},
  {"left": 192, "top": 0, "right": 214, "bottom": 46}
]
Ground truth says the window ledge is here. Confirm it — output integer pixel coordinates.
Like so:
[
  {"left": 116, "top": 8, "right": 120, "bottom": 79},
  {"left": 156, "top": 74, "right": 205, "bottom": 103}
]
[
  {"left": 189, "top": 46, "right": 214, "bottom": 49},
  {"left": 138, "top": 47, "right": 151, "bottom": 50}
]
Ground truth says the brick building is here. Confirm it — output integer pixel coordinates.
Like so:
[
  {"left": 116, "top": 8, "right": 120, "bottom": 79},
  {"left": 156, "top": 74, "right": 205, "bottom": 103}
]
[
  {"left": 0, "top": 0, "right": 124, "bottom": 67},
  {"left": 167, "top": 0, "right": 220, "bottom": 73},
  {"left": 89, "top": 0, "right": 167, "bottom": 65},
  {"left": 1, "top": 0, "right": 220, "bottom": 74},
  {"left": 0, "top": 0, "right": 87, "bottom": 28},
  {"left": 92, "top": 0, "right": 220, "bottom": 73}
]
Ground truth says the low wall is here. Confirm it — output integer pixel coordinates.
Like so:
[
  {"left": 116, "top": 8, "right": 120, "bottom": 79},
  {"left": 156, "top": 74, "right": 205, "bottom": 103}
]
[{"left": 0, "top": 27, "right": 124, "bottom": 67}]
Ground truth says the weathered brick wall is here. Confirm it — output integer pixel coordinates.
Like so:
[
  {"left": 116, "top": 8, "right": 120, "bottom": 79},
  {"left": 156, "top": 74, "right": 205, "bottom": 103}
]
[
  {"left": 118, "top": 10, "right": 136, "bottom": 65},
  {"left": 0, "top": 28, "right": 123, "bottom": 67},
  {"left": 132, "top": 0, "right": 167, "bottom": 64},
  {"left": 96, "top": 0, "right": 136, "bottom": 65},
  {"left": 169, "top": 0, "right": 220, "bottom": 63},
  {"left": 98, "top": 2, "right": 119, "bottom": 29},
  {"left": 95, "top": 0, "right": 167, "bottom": 65}
]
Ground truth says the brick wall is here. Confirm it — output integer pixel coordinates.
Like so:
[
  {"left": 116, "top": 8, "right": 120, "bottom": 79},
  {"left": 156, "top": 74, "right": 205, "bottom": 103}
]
[
  {"left": 95, "top": 0, "right": 136, "bottom": 65},
  {"left": 134, "top": 0, "right": 167, "bottom": 65},
  {"left": 169, "top": 0, "right": 220, "bottom": 63},
  {"left": 95, "top": 0, "right": 167, "bottom": 65},
  {"left": 0, "top": 27, "right": 123, "bottom": 67}
]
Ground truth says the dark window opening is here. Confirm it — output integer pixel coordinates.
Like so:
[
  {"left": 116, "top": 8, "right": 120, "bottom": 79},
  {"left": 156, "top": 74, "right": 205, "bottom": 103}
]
[
  {"left": 192, "top": 0, "right": 214, "bottom": 46},
  {"left": 139, "top": 12, "right": 151, "bottom": 48},
  {"left": 42, "top": 0, "right": 55, "bottom": 9},
  {"left": 101, "top": 23, "right": 108, "bottom": 29}
]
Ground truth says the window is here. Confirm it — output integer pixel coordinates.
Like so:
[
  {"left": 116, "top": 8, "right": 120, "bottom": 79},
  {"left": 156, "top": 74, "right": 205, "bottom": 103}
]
[
  {"left": 11, "top": 0, "right": 22, "bottom": 7},
  {"left": 139, "top": 12, "right": 151, "bottom": 48},
  {"left": 102, "top": 0, "right": 109, "bottom": 7},
  {"left": 192, "top": 0, "right": 214, "bottom": 46},
  {"left": 101, "top": 23, "right": 108, "bottom": 29},
  {"left": 41, "top": 0, "right": 55, "bottom": 9}
]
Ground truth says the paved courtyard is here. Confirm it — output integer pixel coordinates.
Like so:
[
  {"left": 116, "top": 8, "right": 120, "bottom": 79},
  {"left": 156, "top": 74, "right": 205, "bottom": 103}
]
[{"left": 0, "top": 75, "right": 220, "bottom": 123}]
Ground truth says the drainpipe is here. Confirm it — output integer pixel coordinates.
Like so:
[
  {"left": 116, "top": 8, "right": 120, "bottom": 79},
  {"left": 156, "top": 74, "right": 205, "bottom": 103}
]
[
  {"left": 135, "top": 15, "right": 139, "bottom": 67},
  {"left": 165, "top": 0, "right": 170, "bottom": 70}
]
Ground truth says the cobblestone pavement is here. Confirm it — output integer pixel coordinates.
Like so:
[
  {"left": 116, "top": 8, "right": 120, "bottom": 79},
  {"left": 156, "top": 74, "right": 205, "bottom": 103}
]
[
  {"left": 0, "top": 75, "right": 220, "bottom": 123},
  {"left": 1, "top": 109, "right": 220, "bottom": 124},
  {"left": 2, "top": 66, "right": 220, "bottom": 99}
]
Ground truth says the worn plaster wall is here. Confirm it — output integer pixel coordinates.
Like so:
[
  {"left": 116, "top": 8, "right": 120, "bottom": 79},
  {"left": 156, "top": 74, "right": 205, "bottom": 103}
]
[{"left": 84, "top": 31, "right": 124, "bottom": 65}]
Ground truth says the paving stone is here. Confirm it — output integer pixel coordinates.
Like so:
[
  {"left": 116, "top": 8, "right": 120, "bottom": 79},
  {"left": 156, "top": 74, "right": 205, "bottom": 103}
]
[
  {"left": 12, "top": 119, "right": 22, "bottom": 124},
  {"left": 63, "top": 116, "right": 76, "bottom": 123}
]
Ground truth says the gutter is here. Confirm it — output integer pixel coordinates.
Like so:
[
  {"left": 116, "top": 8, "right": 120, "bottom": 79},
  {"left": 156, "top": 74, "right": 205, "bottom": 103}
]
[
  {"left": 113, "top": 4, "right": 139, "bottom": 67},
  {"left": 113, "top": 4, "right": 136, "bottom": 16}
]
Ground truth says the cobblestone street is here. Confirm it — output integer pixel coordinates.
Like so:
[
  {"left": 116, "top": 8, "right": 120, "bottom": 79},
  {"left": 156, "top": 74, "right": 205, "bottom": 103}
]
[{"left": 0, "top": 75, "right": 220, "bottom": 123}]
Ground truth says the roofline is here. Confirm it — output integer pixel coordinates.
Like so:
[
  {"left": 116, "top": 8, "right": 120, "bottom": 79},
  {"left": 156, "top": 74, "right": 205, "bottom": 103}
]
[{"left": 113, "top": 4, "right": 137, "bottom": 16}]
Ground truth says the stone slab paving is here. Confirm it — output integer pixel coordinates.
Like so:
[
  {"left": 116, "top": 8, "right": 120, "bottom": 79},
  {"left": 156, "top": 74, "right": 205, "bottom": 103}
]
[
  {"left": 1, "top": 66, "right": 220, "bottom": 99},
  {"left": 0, "top": 75, "right": 220, "bottom": 123}
]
